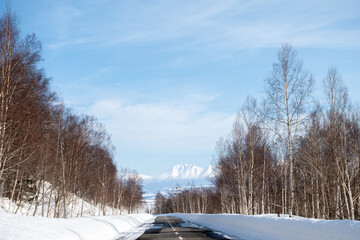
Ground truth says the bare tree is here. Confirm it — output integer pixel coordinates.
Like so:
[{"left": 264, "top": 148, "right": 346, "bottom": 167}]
[
  {"left": 264, "top": 44, "right": 313, "bottom": 217},
  {"left": 323, "top": 67, "right": 356, "bottom": 220},
  {"left": 241, "top": 96, "right": 258, "bottom": 214}
]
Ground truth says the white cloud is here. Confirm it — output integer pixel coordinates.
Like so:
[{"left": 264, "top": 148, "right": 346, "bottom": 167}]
[{"left": 88, "top": 95, "right": 235, "bottom": 152}]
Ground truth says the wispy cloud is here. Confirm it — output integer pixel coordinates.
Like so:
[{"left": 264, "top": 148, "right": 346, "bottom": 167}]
[
  {"left": 40, "top": 0, "right": 360, "bottom": 51},
  {"left": 47, "top": 38, "right": 90, "bottom": 50},
  {"left": 88, "top": 95, "right": 235, "bottom": 152}
]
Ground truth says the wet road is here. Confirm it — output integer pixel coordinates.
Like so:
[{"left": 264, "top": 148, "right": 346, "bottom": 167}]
[{"left": 137, "top": 216, "right": 229, "bottom": 240}]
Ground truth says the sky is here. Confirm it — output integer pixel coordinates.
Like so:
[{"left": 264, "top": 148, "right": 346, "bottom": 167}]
[{"left": 9, "top": 0, "right": 360, "bottom": 175}]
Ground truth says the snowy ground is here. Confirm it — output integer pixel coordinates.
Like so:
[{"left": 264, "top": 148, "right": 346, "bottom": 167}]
[
  {"left": 171, "top": 213, "right": 360, "bottom": 240},
  {"left": 0, "top": 181, "right": 127, "bottom": 218},
  {"left": 0, "top": 209, "right": 154, "bottom": 240},
  {"left": 2, "top": 209, "right": 359, "bottom": 240},
  {"left": 1, "top": 182, "right": 153, "bottom": 240}
]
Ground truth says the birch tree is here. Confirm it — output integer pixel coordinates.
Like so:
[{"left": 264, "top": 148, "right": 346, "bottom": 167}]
[
  {"left": 323, "top": 67, "right": 356, "bottom": 220},
  {"left": 264, "top": 44, "right": 313, "bottom": 217}
]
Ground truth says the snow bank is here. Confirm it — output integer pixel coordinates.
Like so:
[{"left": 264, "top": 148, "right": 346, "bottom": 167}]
[
  {"left": 0, "top": 210, "right": 154, "bottom": 240},
  {"left": 171, "top": 213, "right": 360, "bottom": 240},
  {"left": 0, "top": 181, "right": 128, "bottom": 217}
]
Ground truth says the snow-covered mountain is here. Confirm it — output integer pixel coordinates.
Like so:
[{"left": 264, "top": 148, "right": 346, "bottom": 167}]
[
  {"left": 141, "top": 163, "right": 214, "bottom": 181},
  {"left": 141, "top": 163, "right": 215, "bottom": 202}
]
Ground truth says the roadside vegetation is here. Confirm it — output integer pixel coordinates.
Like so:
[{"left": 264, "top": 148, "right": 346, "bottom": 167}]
[
  {"left": 155, "top": 44, "right": 360, "bottom": 221},
  {"left": 0, "top": 9, "right": 143, "bottom": 217}
]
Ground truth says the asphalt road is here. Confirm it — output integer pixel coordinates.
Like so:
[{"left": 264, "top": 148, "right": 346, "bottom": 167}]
[{"left": 137, "top": 216, "right": 230, "bottom": 240}]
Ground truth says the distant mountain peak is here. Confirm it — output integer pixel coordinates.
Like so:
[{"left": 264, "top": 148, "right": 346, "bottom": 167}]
[
  {"left": 141, "top": 163, "right": 215, "bottom": 202},
  {"left": 170, "top": 163, "right": 203, "bottom": 179},
  {"left": 142, "top": 163, "right": 214, "bottom": 182}
]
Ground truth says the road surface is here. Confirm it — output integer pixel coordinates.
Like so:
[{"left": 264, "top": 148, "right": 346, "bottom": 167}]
[{"left": 137, "top": 216, "right": 229, "bottom": 240}]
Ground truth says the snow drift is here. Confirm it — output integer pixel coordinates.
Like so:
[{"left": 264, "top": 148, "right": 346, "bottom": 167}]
[
  {"left": 0, "top": 210, "right": 154, "bottom": 240},
  {"left": 171, "top": 213, "right": 360, "bottom": 240}
]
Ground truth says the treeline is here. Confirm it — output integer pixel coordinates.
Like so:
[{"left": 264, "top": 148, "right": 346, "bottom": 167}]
[
  {"left": 155, "top": 44, "right": 360, "bottom": 220},
  {"left": 0, "top": 10, "right": 143, "bottom": 217},
  {"left": 154, "top": 187, "right": 220, "bottom": 214}
]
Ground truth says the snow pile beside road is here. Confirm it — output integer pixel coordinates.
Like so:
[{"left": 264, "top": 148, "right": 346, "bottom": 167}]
[
  {"left": 0, "top": 210, "right": 154, "bottom": 240},
  {"left": 0, "top": 181, "right": 126, "bottom": 217},
  {"left": 172, "top": 213, "right": 360, "bottom": 240}
]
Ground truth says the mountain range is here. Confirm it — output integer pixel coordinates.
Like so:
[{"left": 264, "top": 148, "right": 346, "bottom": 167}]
[{"left": 140, "top": 163, "right": 215, "bottom": 202}]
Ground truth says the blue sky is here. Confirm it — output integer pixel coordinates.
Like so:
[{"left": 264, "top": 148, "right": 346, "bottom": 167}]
[{"left": 10, "top": 0, "right": 360, "bottom": 175}]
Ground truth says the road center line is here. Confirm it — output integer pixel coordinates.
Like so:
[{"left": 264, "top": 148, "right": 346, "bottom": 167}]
[{"left": 165, "top": 217, "right": 183, "bottom": 240}]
